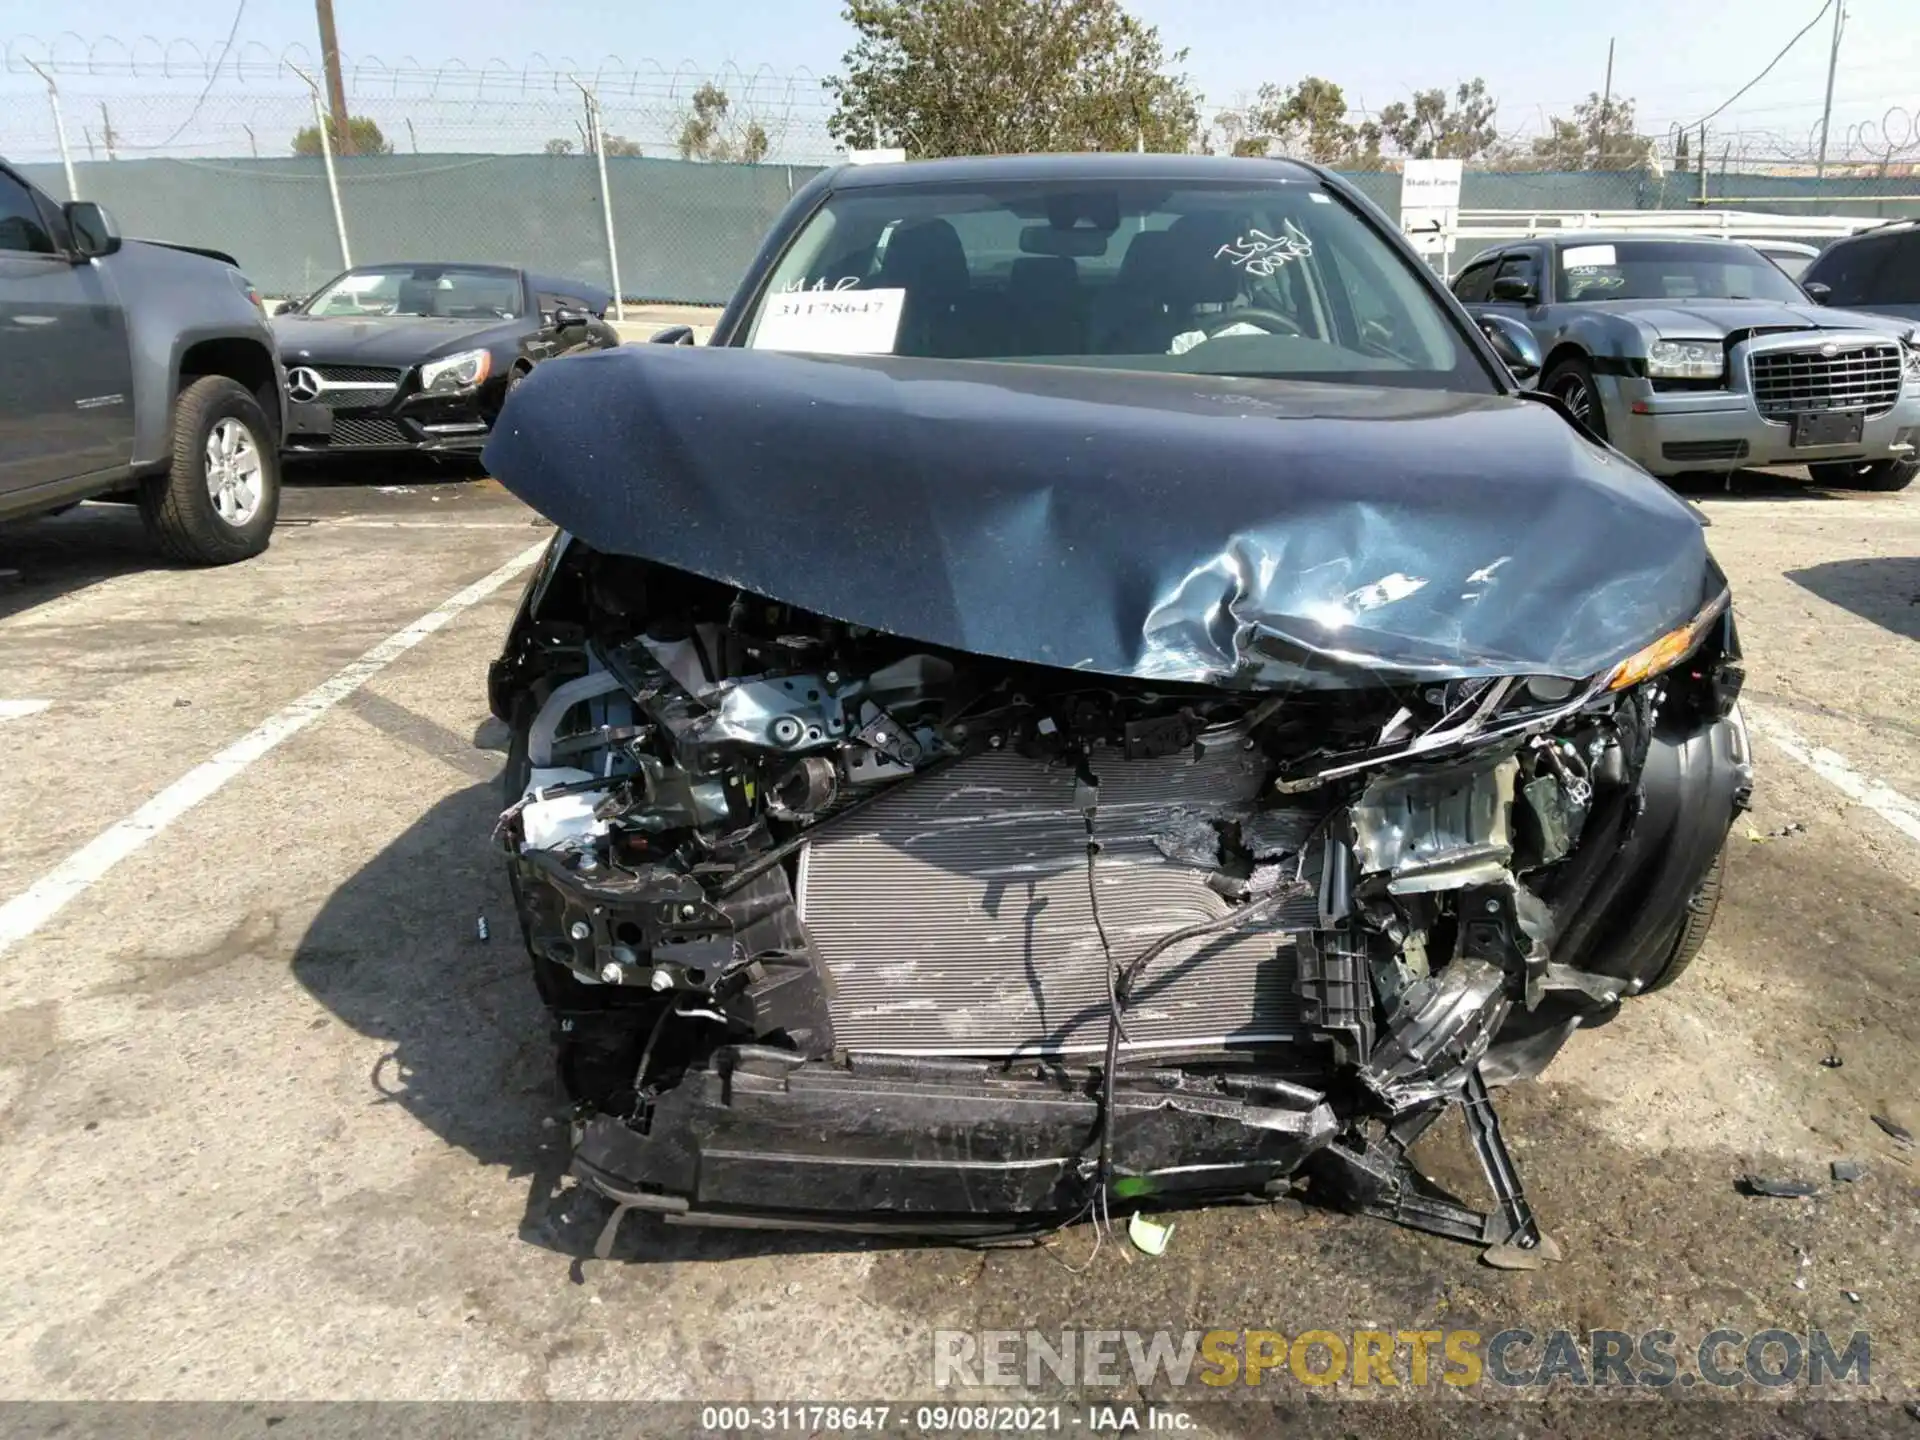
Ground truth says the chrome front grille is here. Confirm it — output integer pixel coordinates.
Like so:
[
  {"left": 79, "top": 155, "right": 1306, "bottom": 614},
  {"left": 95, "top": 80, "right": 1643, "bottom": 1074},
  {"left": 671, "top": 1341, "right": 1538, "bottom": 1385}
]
[
  {"left": 1749, "top": 341, "right": 1903, "bottom": 420},
  {"left": 798, "top": 747, "right": 1321, "bottom": 1058},
  {"left": 291, "top": 364, "right": 402, "bottom": 410}
]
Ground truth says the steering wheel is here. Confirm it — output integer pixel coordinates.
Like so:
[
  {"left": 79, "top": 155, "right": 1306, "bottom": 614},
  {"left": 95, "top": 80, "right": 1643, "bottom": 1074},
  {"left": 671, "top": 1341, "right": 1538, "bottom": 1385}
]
[{"left": 1203, "top": 307, "right": 1304, "bottom": 339}]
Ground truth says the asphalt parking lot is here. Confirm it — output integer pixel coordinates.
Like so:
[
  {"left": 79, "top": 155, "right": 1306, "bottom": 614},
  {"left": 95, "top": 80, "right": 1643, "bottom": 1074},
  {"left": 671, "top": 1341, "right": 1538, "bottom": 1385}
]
[{"left": 0, "top": 464, "right": 1916, "bottom": 1425}]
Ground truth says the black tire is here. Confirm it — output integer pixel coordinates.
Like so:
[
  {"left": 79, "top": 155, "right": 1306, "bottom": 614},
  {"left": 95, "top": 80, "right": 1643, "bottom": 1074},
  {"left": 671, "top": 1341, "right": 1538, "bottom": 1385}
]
[
  {"left": 139, "top": 376, "right": 281, "bottom": 565},
  {"left": 1643, "top": 841, "right": 1728, "bottom": 993},
  {"left": 1808, "top": 458, "right": 1919, "bottom": 492},
  {"left": 1542, "top": 357, "right": 1609, "bottom": 443}
]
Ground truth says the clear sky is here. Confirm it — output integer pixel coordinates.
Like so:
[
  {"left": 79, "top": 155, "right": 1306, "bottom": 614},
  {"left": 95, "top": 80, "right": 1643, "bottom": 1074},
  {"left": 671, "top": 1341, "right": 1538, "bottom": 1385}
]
[{"left": 4, "top": 0, "right": 1918, "bottom": 161}]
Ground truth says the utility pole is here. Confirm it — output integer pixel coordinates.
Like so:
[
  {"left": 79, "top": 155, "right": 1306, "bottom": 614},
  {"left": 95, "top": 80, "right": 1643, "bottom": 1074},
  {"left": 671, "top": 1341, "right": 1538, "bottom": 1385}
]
[
  {"left": 315, "top": 0, "right": 354, "bottom": 156},
  {"left": 1815, "top": 0, "right": 1844, "bottom": 178},
  {"left": 99, "top": 102, "right": 117, "bottom": 161},
  {"left": 1598, "top": 37, "right": 1614, "bottom": 167}
]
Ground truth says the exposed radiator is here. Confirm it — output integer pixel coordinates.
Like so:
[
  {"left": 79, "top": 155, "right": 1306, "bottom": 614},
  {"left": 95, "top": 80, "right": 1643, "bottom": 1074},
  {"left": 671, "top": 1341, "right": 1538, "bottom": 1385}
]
[{"left": 799, "top": 747, "right": 1320, "bottom": 1058}]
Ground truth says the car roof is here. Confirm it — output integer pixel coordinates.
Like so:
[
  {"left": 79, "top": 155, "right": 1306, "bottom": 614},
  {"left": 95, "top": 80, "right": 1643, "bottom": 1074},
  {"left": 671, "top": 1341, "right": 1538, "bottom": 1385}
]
[
  {"left": 823, "top": 151, "right": 1322, "bottom": 190},
  {"left": 345, "top": 261, "right": 522, "bottom": 274},
  {"left": 1529, "top": 232, "right": 1772, "bottom": 248}
]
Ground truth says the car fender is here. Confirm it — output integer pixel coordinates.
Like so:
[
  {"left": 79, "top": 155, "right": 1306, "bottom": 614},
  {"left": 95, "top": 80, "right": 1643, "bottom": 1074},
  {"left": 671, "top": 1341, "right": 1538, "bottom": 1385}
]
[{"left": 110, "top": 242, "right": 282, "bottom": 469}]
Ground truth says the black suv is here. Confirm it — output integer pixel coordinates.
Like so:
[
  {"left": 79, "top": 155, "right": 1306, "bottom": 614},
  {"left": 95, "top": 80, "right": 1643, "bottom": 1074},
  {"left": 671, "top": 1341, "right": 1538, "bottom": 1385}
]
[{"left": 1802, "top": 220, "right": 1920, "bottom": 326}]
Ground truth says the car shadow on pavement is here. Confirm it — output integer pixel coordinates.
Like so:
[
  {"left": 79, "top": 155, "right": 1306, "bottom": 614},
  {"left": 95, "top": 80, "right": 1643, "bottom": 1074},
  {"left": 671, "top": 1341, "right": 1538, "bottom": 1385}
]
[
  {"left": 0, "top": 503, "right": 177, "bottom": 622},
  {"left": 1789, "top": 557, "right": 1920, "bottom": 641},
  {"left": 290, "top": 776, "right": 878, "bottom": 1270},
  {"left": 1665, "top": 468, "right": 1853, "bottom": 502}
]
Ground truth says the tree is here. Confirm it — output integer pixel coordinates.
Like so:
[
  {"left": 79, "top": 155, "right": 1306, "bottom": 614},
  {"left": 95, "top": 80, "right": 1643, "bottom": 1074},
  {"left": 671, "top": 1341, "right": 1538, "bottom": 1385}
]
[
  {"left": 543, "top": 137, "right": 575, "bottom": 156},
  {"left": 1522, "top": 92, "right": 1654, "bottom": 170},
  {"left": 292, "top": 116, "right": 392, "bottom": 157},
  {"left": 825, "top": 0, "right": 1201, "bottom": 158},
  {"left": 1376, "top": 79, "right": 1498, "bottom": 161},
  {"left": 601, "top": 134, "right": 646, "bottom": 157},
  {"left": 1217, "top": 76, "right": 1380, "bottom": 166},
  {"left": 675, "top": 82, "right": 772, "bottom": 163}
]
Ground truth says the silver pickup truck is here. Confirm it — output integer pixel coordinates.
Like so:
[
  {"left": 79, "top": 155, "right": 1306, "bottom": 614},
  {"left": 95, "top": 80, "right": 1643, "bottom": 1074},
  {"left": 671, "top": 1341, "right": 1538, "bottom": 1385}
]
[{"left": 0, "top": 158, "right": 286, "bottom": 563}]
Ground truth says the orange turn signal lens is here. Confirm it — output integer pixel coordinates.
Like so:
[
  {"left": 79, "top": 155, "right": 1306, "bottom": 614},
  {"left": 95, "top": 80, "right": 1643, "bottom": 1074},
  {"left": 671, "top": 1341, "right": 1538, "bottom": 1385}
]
[{"left": 1605, "top": 594, "right": 1728, "bottom": 692}]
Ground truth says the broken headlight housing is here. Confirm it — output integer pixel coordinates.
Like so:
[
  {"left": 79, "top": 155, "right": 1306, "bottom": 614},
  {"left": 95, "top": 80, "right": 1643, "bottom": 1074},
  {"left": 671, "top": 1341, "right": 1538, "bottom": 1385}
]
[{"left": 1604, "top": 591, "right": 1730, "bottom": 693}]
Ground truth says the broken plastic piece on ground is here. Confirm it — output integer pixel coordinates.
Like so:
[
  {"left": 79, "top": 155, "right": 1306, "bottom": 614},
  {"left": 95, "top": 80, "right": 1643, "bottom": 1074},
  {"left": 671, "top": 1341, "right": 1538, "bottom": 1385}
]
[
  {"left": 1844, "top": 1290, "right": 1862, "bottom": 1304},
  {"left": 475, "top": 914, "right": 490, "bottom": 942},
  {"left": 1127, "top": 1211, "right": 1174, "bottom": 1257},
  {"left": 1820, "top": 1048, "right": 1843, "bottom": 1069},
  {"left": 1871, "top": 1113, "right": 1914, "bottom": 1145},
  {"left": 1483, "top": 1233, "right": 1562, "bottom": 1270},
  {"left": 1831, "top": 1159, "right": 1866, "bottom": 1183},
  {"left": 1739, "top": 1175, "right": 1819, "bottom": 1198}
]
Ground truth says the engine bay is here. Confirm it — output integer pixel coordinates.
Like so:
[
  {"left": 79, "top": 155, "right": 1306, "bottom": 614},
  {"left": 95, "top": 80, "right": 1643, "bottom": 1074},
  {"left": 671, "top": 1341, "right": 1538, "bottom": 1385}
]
[{"left": 490, "top": 540, "right": 1748, "bottom": 1262}]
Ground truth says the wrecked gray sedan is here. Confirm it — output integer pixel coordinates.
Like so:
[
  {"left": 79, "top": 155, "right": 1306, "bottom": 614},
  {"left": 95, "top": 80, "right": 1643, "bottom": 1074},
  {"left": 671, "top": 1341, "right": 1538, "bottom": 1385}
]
[{"left": 482, "top": 155, "right": 1750, "bottom": 1262}]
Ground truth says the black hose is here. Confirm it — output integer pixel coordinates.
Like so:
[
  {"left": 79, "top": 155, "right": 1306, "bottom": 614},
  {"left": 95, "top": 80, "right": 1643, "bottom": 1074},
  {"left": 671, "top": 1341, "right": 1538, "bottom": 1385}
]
[{"left": 1116, "top": 887, "right": 1298, "bottom": 1001}]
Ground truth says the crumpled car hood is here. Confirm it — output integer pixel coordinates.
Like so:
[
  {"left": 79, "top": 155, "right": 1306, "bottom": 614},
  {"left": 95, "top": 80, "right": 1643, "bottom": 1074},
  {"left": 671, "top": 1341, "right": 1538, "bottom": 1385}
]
[{"left": 484, "top": 347, "right": 1715, "bottom": 688}]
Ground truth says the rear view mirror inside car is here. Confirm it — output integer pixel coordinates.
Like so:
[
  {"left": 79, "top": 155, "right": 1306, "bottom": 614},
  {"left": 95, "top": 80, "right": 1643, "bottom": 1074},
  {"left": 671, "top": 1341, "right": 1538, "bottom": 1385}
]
[{"left": 1019, "top": 224, "right": 1111, "bottom": 258}]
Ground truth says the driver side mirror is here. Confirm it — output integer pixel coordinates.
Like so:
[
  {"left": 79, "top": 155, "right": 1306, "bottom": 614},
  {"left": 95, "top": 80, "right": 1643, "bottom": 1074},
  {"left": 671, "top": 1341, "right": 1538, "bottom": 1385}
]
[
  {"left": 1802, "top": 281, "right": 1832, "bottom": 304},
  {"left": 63, "top": 200, "right": 121, "bottom": 259},
  {"left": 1490, "top": 274, "right": 1537, "bottom": 304},
  {"left": 552, "top": 306, "right": 591, "bottom": 330},
  {"left": 649, "top": 325, "right": 696, "bottom": 345},
  {"left": 1477, "top": 313, "right": 1543, "bottom": 383}
]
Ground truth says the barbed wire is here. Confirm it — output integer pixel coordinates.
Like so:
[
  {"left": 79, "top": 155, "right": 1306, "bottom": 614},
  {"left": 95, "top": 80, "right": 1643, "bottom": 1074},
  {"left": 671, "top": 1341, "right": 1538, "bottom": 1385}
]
[{"left": 7, "top": 33, "right": 1917, "bottom": 173}]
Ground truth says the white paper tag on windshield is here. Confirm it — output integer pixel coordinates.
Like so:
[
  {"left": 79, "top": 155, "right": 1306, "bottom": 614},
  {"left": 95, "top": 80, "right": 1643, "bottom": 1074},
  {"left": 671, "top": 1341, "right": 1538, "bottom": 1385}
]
[
  {"left": 1561, "top": 244, "right": 1616, "bottom": 269},
  {"left": 752, "top": 288, "right": 906, "bottom": 355}
]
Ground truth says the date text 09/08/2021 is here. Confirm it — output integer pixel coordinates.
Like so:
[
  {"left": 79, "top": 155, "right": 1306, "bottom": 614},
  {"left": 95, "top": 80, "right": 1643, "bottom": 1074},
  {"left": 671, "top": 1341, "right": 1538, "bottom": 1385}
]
[{"left": 699, "top": 1407, "right": 1193, "bottom": 1433}]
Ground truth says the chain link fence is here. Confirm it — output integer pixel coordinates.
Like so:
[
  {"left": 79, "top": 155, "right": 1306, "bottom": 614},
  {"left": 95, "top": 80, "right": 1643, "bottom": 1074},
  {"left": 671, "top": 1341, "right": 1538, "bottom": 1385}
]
[{"left": 8, "top": 80, "right": 1920, "bottom": 305}]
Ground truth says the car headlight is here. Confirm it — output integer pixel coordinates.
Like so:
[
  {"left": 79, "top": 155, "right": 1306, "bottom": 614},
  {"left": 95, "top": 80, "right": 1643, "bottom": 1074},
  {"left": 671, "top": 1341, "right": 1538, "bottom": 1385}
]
[
  {"left": 1904, "top": 341, "right": 1920, "bottom": 391},
  {"left": 1604, "top": 592, "right": 1730, "bottom": 692},
  {"left": 420, "top": 348, "right": 493, "bottom": 394},
  {"left": 1646, "top": 339, "right": 1724, "bottom": 381}
]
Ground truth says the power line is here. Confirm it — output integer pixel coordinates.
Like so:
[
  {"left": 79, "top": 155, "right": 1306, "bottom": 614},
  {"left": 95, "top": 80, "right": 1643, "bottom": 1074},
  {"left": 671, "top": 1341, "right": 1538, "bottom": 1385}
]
[
  {"left": 1681, "top": 0, "right": 1834, "bottom": 131},
  {"left": 122, "top": 1, "right": 247, "bottom": 149}
]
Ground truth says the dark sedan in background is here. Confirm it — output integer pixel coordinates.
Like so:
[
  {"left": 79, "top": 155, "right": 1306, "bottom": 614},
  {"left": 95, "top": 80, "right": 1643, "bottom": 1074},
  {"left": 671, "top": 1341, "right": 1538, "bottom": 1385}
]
[
  {"left": 276, "top": 262, "right": 619, "bottom": 457},
  {"left": 1453, "top": 233, "right": 1920, "bottom": 490}
]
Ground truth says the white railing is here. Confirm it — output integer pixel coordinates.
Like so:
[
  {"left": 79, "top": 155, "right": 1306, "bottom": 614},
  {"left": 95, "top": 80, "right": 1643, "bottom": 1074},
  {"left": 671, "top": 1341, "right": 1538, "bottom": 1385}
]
[
  {"left": 1449, "top": 208, "right": 1885, "bottom": 243},
  {"left": 1406, "top": 208, "right": 1896, "bottom": 279}
]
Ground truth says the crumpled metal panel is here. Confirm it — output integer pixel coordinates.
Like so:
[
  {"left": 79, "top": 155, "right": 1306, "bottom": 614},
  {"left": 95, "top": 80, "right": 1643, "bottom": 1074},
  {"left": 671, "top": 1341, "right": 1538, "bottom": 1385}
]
[
  {"left": 1351, "top": 755, "right": 1520, "bottom": 894},
  {"left": 485, "top": 346, "right": 1716, "bottom": 689}
]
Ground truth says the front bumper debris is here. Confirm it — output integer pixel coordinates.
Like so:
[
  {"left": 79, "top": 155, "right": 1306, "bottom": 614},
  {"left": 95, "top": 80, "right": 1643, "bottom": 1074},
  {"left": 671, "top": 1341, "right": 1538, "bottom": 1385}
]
[{"left": 487, "top": 535, "right": 1749, "bottom": 1265}]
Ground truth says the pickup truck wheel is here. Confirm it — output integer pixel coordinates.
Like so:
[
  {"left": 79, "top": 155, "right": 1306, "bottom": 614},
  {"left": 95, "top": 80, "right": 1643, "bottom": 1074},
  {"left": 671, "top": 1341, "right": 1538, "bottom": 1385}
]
[
  {"left": 1542, "top": 358, "right": 1609, "bottom": 443},
  {"left": 1808, "top": 458, "right": 1919, "bottom": 492},
  {"left": 139, "top": 376, "right": 281, "bottom": 565}
]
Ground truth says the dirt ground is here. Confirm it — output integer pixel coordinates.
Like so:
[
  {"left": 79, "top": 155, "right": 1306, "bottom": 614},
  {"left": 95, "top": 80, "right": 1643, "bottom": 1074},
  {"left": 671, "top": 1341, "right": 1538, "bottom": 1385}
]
[{"left": 0, "top": 460, "right": 1914, "bottom": 1432}]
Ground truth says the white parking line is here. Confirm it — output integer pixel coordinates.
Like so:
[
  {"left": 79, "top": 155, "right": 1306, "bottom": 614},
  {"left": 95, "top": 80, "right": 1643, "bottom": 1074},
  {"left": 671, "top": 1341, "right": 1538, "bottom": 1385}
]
[
  {"left": 1744, "top": 704, "right": 1920, "bottom": 846},
  {"left": 327, "top": 520, "right": 545, "bottom": 530},
  {"left": 0, "top": 540, "right": 548, "bottom": 959},
  {"left": 0, "top": 700, "right": 51, "bottom": 723}
]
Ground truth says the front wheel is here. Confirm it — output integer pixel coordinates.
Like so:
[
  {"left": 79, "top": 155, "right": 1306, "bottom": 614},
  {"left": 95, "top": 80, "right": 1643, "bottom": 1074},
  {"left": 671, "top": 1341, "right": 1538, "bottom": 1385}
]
[
  {"left": 139, "top": 376, "right": 281, "bottom": 564},
  {"left": 1642, "top": 842, "right": 1728, "bottom": 993},
  {"left": 1808, "top": 458, "right": 1919, "bottom": 492},
  {"left": 1541, "top": 358, "right": 1609, "bottom": 443}
]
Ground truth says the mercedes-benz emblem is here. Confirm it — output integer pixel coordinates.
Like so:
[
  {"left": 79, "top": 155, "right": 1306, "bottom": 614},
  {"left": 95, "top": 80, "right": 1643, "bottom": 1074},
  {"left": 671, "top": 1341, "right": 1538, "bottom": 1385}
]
[{"left": 287, "top": 367, "right": 322, "bottom": 402}]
